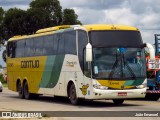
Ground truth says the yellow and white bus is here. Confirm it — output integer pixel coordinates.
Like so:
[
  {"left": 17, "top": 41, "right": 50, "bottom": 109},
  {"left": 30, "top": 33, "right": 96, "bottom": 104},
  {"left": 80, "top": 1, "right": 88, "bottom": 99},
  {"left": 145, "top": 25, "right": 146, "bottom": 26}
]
[{"left": 7, "top": 24, "right": 155, "bottom": 105}]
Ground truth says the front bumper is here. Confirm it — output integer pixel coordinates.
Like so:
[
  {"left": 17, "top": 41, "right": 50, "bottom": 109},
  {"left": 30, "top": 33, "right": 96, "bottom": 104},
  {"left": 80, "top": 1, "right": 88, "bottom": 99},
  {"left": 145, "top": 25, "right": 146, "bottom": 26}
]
[{"left": 89, "top": 88, "right": 146, "bottom": 99}]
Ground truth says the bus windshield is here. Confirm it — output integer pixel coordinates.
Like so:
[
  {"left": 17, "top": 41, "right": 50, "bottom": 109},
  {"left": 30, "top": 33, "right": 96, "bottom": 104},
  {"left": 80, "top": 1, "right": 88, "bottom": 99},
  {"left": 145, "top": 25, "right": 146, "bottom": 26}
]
[
  {"left": 90, "top": 30, "right": 143, "bottom": 48},
  {"left": 92, "top": 47, "right": 146, "bottom": 80}
]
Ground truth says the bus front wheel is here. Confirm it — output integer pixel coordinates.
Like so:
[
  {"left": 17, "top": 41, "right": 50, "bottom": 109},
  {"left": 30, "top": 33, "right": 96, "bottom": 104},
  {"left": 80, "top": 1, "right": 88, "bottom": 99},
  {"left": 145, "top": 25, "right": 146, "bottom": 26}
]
[
  {"left": 69, "top": 84, "right": 78, "bottom": 105},
  {"left": 113, "top": 99, "right": 124, "bottom": 105},
  {"left": 23, "top": 81, "right": 31, "bottom": 99}
]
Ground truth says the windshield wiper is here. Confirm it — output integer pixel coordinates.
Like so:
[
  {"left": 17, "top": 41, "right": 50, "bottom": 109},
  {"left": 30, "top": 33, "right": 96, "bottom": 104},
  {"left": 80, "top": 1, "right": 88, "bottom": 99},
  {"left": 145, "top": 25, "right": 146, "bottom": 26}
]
[
  {"left": 108, "top": 54, "right": 119, "bottom": 79},
  {"left": 124, "top": 60, "right": 136, "bottom": 80},
  {"left": 109, "top": 52, "right": 136, "bottom": 80}
]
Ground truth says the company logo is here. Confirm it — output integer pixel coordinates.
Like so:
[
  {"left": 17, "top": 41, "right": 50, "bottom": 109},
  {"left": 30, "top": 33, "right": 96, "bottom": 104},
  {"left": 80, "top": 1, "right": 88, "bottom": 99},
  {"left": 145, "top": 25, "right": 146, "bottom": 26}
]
[
  {"left": 80, "top": 84, "right": 89, "bottom": 95},
  {"left": 21, "top": 60, "right": 39, "bottom": 68},
  {"left": 109, "top": 82, "right": 119, "bottom": 85},
  {"left": 66, "top": 61, "right": 77, "bottom": 67}
]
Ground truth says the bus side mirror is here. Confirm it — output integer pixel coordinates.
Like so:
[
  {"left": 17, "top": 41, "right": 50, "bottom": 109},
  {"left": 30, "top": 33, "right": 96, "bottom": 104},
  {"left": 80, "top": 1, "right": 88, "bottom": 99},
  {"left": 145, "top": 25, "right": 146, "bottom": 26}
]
[
  {"left": 144, "top": 43, "right": 155, "bottom": 60},
  {"left": 86, "top": 43, "right": 92, "bottom": 62}
]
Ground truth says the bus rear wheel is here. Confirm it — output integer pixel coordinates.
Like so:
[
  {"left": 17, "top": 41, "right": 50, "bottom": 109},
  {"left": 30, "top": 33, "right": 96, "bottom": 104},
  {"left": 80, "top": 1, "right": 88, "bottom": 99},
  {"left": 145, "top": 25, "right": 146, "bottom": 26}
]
[
  {"left": 113, "top": 99, "right": 124, "bottom": 105},
  {"left": 17, "top": 82, "right": 24, "bottom": 99},
  {"left": 69, "top": 84, "right": 79, "bottom": 105},
  {"left": 23, "top": 81, "right": 32, "bottom": 99}
]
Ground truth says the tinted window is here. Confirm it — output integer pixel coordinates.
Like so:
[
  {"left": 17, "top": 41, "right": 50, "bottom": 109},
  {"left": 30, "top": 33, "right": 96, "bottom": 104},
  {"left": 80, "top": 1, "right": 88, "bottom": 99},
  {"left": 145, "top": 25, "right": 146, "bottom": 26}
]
[
  {"left": 53, "top": 34, "right": 58, "bottom": 55},
  {"left": 90, "top": 31, "right": 143, "bottom": 48},
  {"left": 92, "top": 48, "right": 146, "bottom": 80},
  {"left": 25, "top": 38, "right": 34, "bottom": 57},
  {"left": 57, "top": 33, "right": 64, "bottom": 54},
  {"left": 7, "top": 42, "right": 12, "bottom": 57},
  {"left": 15, "top": 40, "right": 25, "bottom": 57},
  {"left": 8, "top": 31, "right": 78, "bottom": 58},
  {"left": 7, "top": 42, "right": 16, "bottom": 58},
  {"left": 34, "top": 37, "right": 44, "bottom": 56},
  {"left": 78, "top": 30, "right": 88, "bottom": 72},
  {"left": 44, "top": 35, "right": 54, "bottom": 55},
  {"left": 64, "top": 31, "right": 76, "bottom": 55}
]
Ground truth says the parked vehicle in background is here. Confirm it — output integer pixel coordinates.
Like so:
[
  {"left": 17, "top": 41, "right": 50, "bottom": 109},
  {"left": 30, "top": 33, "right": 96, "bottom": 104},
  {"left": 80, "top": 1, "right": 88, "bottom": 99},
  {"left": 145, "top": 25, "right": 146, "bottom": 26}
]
[
  {"left": 146, "top": 34, "right": 160, "bottom": 101},
  {"left": 0, "top": 81, "right": 3, "bottom": 92}
]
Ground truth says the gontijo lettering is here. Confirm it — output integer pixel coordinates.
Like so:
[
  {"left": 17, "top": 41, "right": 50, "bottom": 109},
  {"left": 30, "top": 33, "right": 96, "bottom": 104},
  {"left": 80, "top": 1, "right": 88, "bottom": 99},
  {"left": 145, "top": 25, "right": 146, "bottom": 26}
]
[{"left": 21, "top": 60, "right": 39, "bottom": 68}]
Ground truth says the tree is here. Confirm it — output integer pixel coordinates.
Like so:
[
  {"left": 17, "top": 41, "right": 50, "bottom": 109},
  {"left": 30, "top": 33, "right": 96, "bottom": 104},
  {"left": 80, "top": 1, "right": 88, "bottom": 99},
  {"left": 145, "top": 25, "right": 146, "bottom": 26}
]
[
  {"left": 62, "top": 8, "right": 81, "bottom": 25},
  {"left": 3, "top": 8, "right": 27, "bottom": 39},
  {"left": 29, "top": 0, "right": 81, "bottom": 26},
  {"left": 25, "top": 8, "right": 51, "bottom": 34},
  {"left": 30, "top": 0, "right": 62, "bottom": 26},
  {"left": 0, "top": 7, "right": 4, "bottom": 25},
  {"left": 0, "top": 0, "right": 82, "bottom": 40},
  {"left": 0, "top": 7, "right": 4, "bottom": 42}
]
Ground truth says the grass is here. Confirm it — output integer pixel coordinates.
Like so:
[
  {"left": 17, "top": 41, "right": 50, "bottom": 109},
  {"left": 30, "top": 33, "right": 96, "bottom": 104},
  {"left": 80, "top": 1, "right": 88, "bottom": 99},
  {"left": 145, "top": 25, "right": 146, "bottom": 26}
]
[{"left": 3, "top": 83, "right": 8, "bottom": 87}]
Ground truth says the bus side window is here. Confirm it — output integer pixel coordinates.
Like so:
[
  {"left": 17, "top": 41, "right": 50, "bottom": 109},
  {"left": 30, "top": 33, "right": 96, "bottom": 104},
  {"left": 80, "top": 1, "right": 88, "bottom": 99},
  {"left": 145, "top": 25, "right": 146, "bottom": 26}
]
[
  {"left": 12, "top": 42, "right": 16, "bottom": 58},
  {"left": 64, "top": 31, "right": 76, "bottom": 55},
  {"left": 78, "top": 30, "right": 89, "bottom": 77},
  {"left": 7, "top": 42, "right": 12, "bottom": 57},
  {"left": 15, "top": 40, "right": 25, "bottom": 58},
  {"left": 53, "top": 34, "right": 58, "bottom": 55},
  {"left": 25, "top": 38, "right": 34, "bottom": 57},
  {"left": 57, "top": 33, "right": 64, "bottom": 54},
  {"left": 8, "top": 41, "right": 16, "bottom": 58},
  {"left": 34, "top": 37, "right": 44, "bottom": 56},
  {"left": 43, "top": 35, "right": 54, "bottom": 55}
]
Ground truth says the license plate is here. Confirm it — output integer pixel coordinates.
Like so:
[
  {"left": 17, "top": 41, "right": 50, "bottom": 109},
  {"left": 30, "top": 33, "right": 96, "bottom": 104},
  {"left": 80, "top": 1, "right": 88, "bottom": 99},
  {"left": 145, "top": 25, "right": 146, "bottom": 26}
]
[{"left": 118, "top": 92, "right": 127, "bottom": 96}]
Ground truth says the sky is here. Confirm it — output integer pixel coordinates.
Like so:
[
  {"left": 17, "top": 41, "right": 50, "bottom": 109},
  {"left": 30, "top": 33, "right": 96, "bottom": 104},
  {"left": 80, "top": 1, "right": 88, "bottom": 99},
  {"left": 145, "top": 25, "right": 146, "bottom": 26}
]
[{"left": 0, "top": 0, "right": 160, "bottom": 66}]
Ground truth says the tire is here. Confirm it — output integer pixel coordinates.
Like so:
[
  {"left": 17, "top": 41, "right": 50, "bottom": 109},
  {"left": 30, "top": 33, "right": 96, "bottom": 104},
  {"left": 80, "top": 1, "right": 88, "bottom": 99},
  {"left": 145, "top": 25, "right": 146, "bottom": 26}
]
[
  {"left": 31, "top": 93, "right": 39, "bottom": 99},
  {"left": 17, "top": 82, "right": 24, "bottom": 99},
  {"left": 145, "top": 94, "right": 159, "bottom": 101},
  {"left": 69, "top": 84, "right": 79, "bottom": 105},
  {"left": 145, "top": 94, "right": 152, "bottom": 100},
  {"left": 23, "top": 81, "right": 31, "bottom": 99},
  {"left": 152, "top": 96, "right": 160, "bottom": 101},
  {"left": 0, "top": 89, "right": 2, "bottom": 92},
  {"left": 113, "top": 99, "right": 124, "bottom": 105}
]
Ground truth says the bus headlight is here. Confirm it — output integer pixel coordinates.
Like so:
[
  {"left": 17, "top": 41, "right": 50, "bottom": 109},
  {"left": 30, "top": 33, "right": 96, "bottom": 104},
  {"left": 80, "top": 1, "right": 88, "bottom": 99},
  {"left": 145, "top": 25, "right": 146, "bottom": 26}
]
[
  {"left": 136, "top": 84, "right": 146, "bottom": 89},
  {"left": 93, "top": 84, "right": 108, "bottom": 90}
]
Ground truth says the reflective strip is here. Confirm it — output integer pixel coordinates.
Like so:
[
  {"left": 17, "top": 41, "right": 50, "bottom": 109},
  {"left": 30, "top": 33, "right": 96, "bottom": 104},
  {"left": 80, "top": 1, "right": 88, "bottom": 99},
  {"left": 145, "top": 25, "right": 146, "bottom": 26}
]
[{"left": 146, "top": 90, "right": 160, "bottom": 93}]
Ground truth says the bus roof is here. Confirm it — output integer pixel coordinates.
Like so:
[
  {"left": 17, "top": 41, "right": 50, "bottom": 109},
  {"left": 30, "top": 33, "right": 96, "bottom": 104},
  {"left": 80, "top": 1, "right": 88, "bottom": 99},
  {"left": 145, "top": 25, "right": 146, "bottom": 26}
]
[
  {"left": 8, "top": 24, "right": 139, "bottom": 42},
  {"left": 82, "top": 24, "right": 139, "bottom": 31}
]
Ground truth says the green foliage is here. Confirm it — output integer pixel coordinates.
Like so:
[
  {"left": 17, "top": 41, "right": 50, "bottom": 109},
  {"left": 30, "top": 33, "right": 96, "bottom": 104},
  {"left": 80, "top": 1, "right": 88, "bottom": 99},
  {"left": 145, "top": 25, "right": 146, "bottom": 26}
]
[
  {"left": 0, "top": 7, "right": 4, "bottom": 25},
  {"left": 62, "top": 8, "right": 82, "bottom": 25},
  {"left": 25, "top": 8, "right": 50, "bottom": 34},
  {"left": 3, "top": 8, "right": 27, "bottom": 39},
  {"left": 0, "top": 7, "right": 4, "bottom": 42},
  {"left": 30, "top": 0, "right": 62, "bottom": 26},
  {"left": 0, "top": 0, "right": 82, "bottom": 40},
  {"left": 0, "top": 74, "right": 6, "bottom": 84}
]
